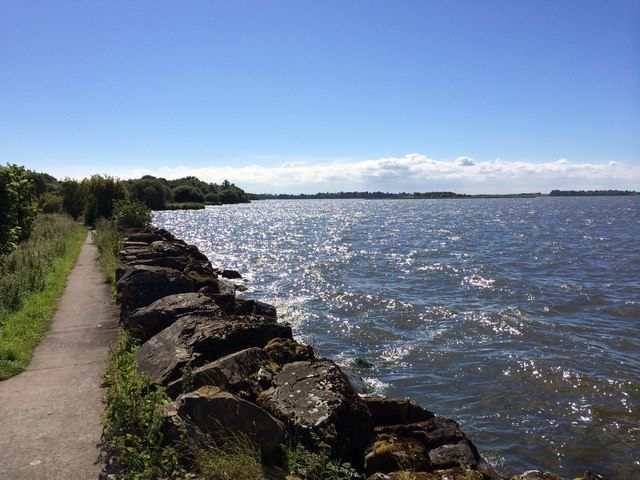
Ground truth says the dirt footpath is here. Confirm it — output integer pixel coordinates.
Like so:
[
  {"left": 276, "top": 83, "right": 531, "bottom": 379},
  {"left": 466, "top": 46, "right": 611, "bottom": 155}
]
[{"left": 0, "top": 232, "right": 119, "bottom": 479}]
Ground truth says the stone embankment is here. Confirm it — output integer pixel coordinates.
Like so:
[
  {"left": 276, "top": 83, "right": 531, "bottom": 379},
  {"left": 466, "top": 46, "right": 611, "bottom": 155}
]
[{"left": 115, "top": 227, "right": 607, "bottom": 480}]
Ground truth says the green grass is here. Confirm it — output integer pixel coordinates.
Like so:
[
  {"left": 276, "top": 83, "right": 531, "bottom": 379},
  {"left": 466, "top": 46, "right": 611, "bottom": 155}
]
[
  {"left": 93, "top": 218, "right": 122, "bottom": 285},
  {"left": 164, "top": 202, "right": 206, "bottom": 210},
  {"left": 101, "top": 332, "right": 184, "bottom": 479},
  {"left": 0, "top": 214, "right": 86, "bottom": 380}
]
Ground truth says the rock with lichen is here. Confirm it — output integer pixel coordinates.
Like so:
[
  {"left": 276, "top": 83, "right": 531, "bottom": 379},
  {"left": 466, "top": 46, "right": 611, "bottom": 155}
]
[{"left": 257, "top": 359, "right": 374, "bottom": 469}]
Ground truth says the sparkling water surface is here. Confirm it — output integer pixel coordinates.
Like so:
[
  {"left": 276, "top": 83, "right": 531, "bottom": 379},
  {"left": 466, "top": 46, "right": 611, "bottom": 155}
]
[{"left": 154, "top": 197, "right": 640, "bottom": 478}]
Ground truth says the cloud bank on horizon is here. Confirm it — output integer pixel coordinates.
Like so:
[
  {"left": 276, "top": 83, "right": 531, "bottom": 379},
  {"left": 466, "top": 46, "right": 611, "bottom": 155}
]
[{"left": 130, "top": 154, "right": 640, "bottom": 195}]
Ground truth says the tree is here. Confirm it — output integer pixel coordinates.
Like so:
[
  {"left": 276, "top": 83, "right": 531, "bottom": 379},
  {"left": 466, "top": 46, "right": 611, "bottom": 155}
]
[
  {"left": 0, "top": 164, "right": 39, "bottom": 255},
  {"left": 172, "top": 185, "right": 205, "bottom": 203},
  {"left": 128, "top": 177, "right": 171, "bottom": 210},
  {"left": 82, "top": 175, "right": 128, "bottom": 225},
  {"left": 60, "top": 179, "right": 86, "bottom": 220}
]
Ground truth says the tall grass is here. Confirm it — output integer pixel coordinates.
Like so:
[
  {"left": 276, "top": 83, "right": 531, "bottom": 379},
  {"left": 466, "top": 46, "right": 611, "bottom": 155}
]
[
  {"left": 0, "top": 214, "right": 86, "bottom": 379},
  {"left": 93, "top": 218, "right": 122, "bottom": 285},
  {"left": 101, "top": 332, "right": 183, "bottom": 479}
]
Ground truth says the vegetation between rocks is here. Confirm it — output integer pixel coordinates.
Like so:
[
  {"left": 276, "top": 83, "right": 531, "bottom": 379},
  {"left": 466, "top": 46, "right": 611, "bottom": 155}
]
[{"left": 101, "top": 332, "right": 184, "bottom": 479}]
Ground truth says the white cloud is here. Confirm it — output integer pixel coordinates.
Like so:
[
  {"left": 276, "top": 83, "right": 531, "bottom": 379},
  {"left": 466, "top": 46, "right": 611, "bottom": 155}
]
[{"left": 128, "top": 154, "right": 640, "bottom": 194}]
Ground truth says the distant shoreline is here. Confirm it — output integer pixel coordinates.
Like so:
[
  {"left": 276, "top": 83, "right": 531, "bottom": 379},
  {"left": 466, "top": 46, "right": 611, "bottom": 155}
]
[{"left": 249, "top": 189, "right": 639, "bottom": 201}]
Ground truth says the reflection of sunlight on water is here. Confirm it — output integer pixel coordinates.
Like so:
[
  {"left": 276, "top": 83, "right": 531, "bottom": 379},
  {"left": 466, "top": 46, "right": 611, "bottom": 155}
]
[{"left": 154, "top": 198, "right": 640, "bottom": 478}]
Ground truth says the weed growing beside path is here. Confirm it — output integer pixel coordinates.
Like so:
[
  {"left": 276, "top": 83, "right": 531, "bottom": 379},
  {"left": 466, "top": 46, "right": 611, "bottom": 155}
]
[
  {"left": 101, "top": 333, "right": 183, "bottom": 479},
  {"left": 0, "top": 214, "right": 86, "bottom": 379}
]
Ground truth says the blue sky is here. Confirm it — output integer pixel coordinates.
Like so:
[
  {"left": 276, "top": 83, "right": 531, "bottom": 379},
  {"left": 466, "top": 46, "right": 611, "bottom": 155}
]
[{"left": 1, "top": 1, "right": 639, "bottom": 193}]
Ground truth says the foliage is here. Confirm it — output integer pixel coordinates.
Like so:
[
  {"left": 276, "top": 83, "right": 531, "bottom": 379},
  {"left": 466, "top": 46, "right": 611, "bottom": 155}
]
[
  {"left": 101, "top": 332, "right": 183, "bottom": 479},
  {"left": 39, "top": 192, "right": 64, "bottom": 213},
  {"left": 0, "top": 164, "right": 39, "bottom": 255},
  {"left": 93, "top": 218, "right": 122, "bottom": 285},
  {"left": 112, "top": 199, "right": 152, "bottom": 230},
  {"left": 204, "top": 192, "right": 221, "bottom": 205},
  {"left": 187, "top": 431, "right": 264, "bottom": 480},
  {"left": 172, "top": 185, "right": 205, "bottom": 204},
  {"left": 83, "top": 175, "right": 128, "bottom": 226},
  {"left": 165, "top": 202, "right": 206, "bottom": 210},
  {"left": 286, "top": 429, "right": 364, "bottom": 480},
  {"left": 127, "top": 177, "right": 171, "bottom": 210},
  {"left": 0, "top": 214, "right": 85, "bottom": 379},
  {"left": 60, "top": 178, "right": 87, "bottom": 220},
  {"left": 26, "top": 170, "right": 59, "bottom": 196}
]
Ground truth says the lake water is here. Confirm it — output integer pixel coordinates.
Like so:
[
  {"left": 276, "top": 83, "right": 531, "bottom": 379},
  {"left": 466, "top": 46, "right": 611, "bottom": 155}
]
[{"left": 153, "top": 197, "right": 640, "bottom": 478}]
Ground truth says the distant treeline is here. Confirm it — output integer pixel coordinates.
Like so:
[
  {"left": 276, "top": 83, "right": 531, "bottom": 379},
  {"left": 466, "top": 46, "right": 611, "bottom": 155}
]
[
  {"left": 26, "top": 172, "right": 250, "bottom": 219},
  {"left": 249, "top": 191, "right": 543, "bottom": 200},
  {"left": 2, "top": 165, "right": 251, "bottom": 247},
  {"left": 549, "top": 189, "right": 638, "bottom": 196}
]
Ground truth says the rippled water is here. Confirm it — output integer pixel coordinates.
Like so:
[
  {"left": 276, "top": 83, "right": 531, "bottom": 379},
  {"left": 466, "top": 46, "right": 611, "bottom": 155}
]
[{"left": 154, "top": 197, "right": 640, "bottom": 478}]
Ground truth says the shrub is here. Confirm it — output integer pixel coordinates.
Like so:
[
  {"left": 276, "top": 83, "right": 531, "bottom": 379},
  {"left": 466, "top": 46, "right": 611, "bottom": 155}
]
[
  {"left": 112, "top": 199, "right": 152, "bottom": 230},
  {"left": 286, "top": 429, "right": 364, "bottom": 480},
  {"left": 83, "top": 175, "right": 127, "bottom": 226},
  {"left": 172, "top": 185, "right": 205, "bottom": 203},
  {"left": 39, "top": 192, "right": 64, "bottom": 213},
  {"left": 0, "top": 164, "right": 39, "bottom": 255}
]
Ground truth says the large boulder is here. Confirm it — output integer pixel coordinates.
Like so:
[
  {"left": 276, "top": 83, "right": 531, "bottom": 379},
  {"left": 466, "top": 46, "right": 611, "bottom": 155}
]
[
  {"left": 363, "top": 397, "right": 435, "bottom": 427},
  {"left": 135, "top": 314, "right": 293, "bottom": 386},
  {"left": 370, "top": 419, "right": 496, "bottom": 477},
  {"left": 116, "top": 265, "right": 196, "bottom": 317},
  {"left": 263, "top": 337, "right": 315, "bottom": 365},
  {"left": 165, "top": 347, "right": 274, "bottom": 399},
  {"left": 364, "top": 436, "right": 430, "bottom": 475},
  {"left": 168, "top": 386, "right": 285, "bottom": 456},
  {"left": 124, "top": 292, "right": 226, "bottom": 340},
  {"left": 510, "top": 472, "right": 563, "bottom": 480},
  {"left": 233, "top": 299, "right": 277, "bottom": 318},
  {"left": 257, "top": 359, "right": 374, "bottom": 468},
  {"left": 368, "top": 467, "right": 490, "bottom": 479}
]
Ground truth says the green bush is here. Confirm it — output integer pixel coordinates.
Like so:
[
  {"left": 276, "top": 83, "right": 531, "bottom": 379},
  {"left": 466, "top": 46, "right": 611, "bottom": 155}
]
[
  {"left": 60, "top": 179, "right": 86, "bottom": 220},
  {"left": 0, "top": 164, "right": 39, "bottom": 255},
  {"left": 112, "top": 199, "right": 152, "bottom": 230},
  {"left": 172, "top": 185, "right": 205, "bottom": 203},
  {"left": 83, "top": 175, "right": 128, "bottom": 226},
  {"left": 286, "top": 429, "right": 364, "bottom": 480},
  {"left": 39, "top": 192, "right": 64, "bottom": 213},
  {"left": 128, "top": 177, "right": 171, "bottom": 210}
]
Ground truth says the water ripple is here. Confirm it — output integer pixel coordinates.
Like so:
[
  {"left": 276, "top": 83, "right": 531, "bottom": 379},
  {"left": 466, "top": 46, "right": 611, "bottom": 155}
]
[{"left": 154, "top": 197, "right": 640, "bottom": 479}]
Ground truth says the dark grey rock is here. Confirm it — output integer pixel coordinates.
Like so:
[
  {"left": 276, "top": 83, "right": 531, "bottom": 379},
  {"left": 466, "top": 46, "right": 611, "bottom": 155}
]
[
  {"left": 135, "top": 314, "right": 293, "bottom": 386},
  {"left": 116, "top": 265, "right": 195, "bottom": 317},
  {"left": 428, "top": 441, "right": 476, "bottom": 469},
  {"left": 363, "top": 396, "right": 435, "bottom": 427},
  {"left": 165, "top": 347, "right": 273, "bottom": 399},
  {"left": 172, "top": 386, "right": 285, "bottom": 456},
  {"left": 257, "top": 359, "right": 373, "bottom": 468},
  {"left": 124, "top": 292, "right": 225, "bottom": 340}
]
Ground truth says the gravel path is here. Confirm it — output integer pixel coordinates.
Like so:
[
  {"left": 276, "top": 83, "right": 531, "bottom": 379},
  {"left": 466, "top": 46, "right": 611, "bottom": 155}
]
[{"left": 0, "top": 232, "right": 119, "bottom": 479}]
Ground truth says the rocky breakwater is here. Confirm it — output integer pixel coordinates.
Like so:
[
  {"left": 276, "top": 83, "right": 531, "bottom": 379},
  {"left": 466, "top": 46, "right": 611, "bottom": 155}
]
[{"left": 115, "top": 227, "right": 606, "bottom": 480}]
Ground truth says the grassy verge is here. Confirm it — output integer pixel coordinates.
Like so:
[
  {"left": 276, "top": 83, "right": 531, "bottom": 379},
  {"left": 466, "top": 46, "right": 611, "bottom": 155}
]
[
  {"left": 0, "top": 214, "right": 86, "bottom": 380},
  {"left": 93, "top": 218, "right": 122, "bottom": 285}
]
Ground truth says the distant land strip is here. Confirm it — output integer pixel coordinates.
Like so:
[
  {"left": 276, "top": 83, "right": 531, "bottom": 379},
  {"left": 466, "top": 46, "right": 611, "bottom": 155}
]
[{"left": 248, "top": 189, "right": 639, "bottom": 201}]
